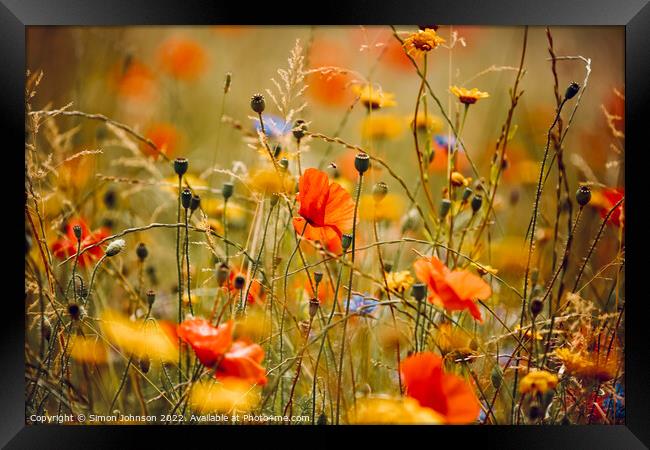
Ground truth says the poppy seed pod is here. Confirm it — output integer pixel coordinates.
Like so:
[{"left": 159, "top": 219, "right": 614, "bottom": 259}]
[
  {"left": 139, "top": 354, "right": 151, "bottom": 374},
  {"left": 234, "top": 274, "right": 246, "bottom": 290},
  {"left": 222, "top": 182, "right": 234, "bottom": 200},
  {"left": 146, "top": 290, "right": 156, "bottom": 308},
  {"left": 528, "top": 403, "right": 542, "bottom": 421},
  {"left": 471, "top": 194, "right": 483, "bottom": 214},
  {"left": 462, "top": 187, "right": 473, "bottom": 202},
  {"left": 309, "top": 297, "right": 320, "bottom": 319},
  {"left": 439, "top": 198, "right": 452, "bottom": 218},
  {"left": 355, "top": 152, "right": 370, "bottom": 174},
  {"left": 278, "top": 157, "right": 289, "bottom": 171},
  {"left": 372, "top": 181, "right": 388, "bottom": 203},
  {"left": 491, "top": 365, "right": 503, "bottom": 389},
  {"left": 136, "top": 242, "right": 148, "bottom": 261},
  {"left": 530, "top": 298, "right": 543, "bottom": 317},
  {"left": 173, "top": 158, "right": 189, "bottom": 177},
  {"left": 383, "top": 262, "right": 393, "bottom": 273},
  {"left": 250, "top": 93, "right": 265, "bottom": 114},
  {"left": 223, "top": 72, "right": 232, "bottom": 94},
  {"left": 103, "top": 189, "right": 117, "bottom": 209},
  {"left": 292, "top": 119, "right": 307, "bottom": 141},
  {"left": 72, "top": 225, "right": 82, "bottom": 241},
  {"left": 565, "top": 82, "right": 580, "bottom": 100},
  {"left": 181, "top": 188, "right": 192, "bottom": 209},
  {"left": 341, "top": 233, "right": 353, "bottom": 251},
  {"left": 190, "top": 194, "right": 201, "bottom": 213},
  {"left": 105, "top": 239, "right": 126, "bottom": 257},
  {"left": 411, "top": 282, "right": 427, "bottom": 301},
  {"left": 313, "top": 271, "right": 323, "bottom": 284},
  {"left": 216, "top": 263, "right": 230, "bottom": 285},
  {"left": 575, "top": 185, "right": 591, "bottom": 207},
  {"left": 68, "top": 303, "right": 84, "bottom": 321}
]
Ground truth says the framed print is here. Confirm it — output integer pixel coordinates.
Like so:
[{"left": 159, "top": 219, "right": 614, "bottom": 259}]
[{"left": 4, "top": 0, "right": 650, "bottom": 447}]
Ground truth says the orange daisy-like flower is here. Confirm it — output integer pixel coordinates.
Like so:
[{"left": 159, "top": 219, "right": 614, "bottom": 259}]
[
  {"left": 292, "top": 168, "right": 355, "bottom": 254},
  {"left": 158, "top": 37, "right": 207, "bottom": 81},
  {"left": 51, "top": 218, "right": 110, "bottom": 268},
  {"left": 449, "top": 86, "right": 490, "bottom": 105},
  {"left": 402, "top": 28, "right": 446, "bottom": 58},
  {"left": 400, "top": 352, "right": 481, "bottom": 424},
  {"left": 177, "top": 318, "right": 267, "bottom": 386},
  {"left": 413, "top": 256, "right": 491, "bottom": 321}
]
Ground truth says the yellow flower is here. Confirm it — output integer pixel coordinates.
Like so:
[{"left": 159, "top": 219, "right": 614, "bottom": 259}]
[
  {"left": 449, "top": 86, "right": 490, "bottom": 105},
  {"left": 409, "top": 112, "right": 444, "bottom": 134},
  {"left": 554, "top": 348, "right": 618, "bottom": 382},
  {"left": 385, "top": 270, "right": 414, "bottom": 294},
  {"left": 352, "top": 84, "right": 397, "bottom": 110},
  {"left": 361, "top": 115, "right": 404, "bottom": 141},
  {"left": 201, "top": 199, "right": 248, "bottom": 228},
  {"left": 436, "top": 322, "right": 476, "bottom": 359},
  {"left": 161, "top": 173, "right": 207, "bottom": 196},
  {"left": 190, "top": 379, "right": 260, "bottom": 413},
  {"left": 349, "top": 396, "right": 443, "bottom": 424},
  {"left": 403, "top": 28, "right": 446, "bottom": 58},
  {"left": 249, "top": 168, "right": 295, "bottom": 195},
  {"left": 100, "top": 310, "right": 178, "bottom": 362},
  {"left": 359, "top": 193, "right": 405, "bottom": 222},
  {"left": 519, "top": 369, "right": 558, "bottom": 395},
  {"left": 69, "top": 335, "right": 108, "bottom": 364},
  {"left": 450, "top": 171, "right": 471, "bottom": 188}
]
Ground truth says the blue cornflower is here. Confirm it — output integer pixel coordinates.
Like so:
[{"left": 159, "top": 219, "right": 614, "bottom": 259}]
[{"left": 349, "top": 294, "right": 379, "bottom": 316}]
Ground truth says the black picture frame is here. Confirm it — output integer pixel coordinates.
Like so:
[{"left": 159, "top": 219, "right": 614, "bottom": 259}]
[{"left": 5, "top": 0, "right": 649, "bottom": 448}]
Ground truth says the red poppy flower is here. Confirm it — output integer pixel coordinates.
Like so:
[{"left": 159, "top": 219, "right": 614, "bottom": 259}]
[
  {"left": 177, "top": 319, "right": 234, "bottom": 367},
  {"left": 224, "top": 269, "right": 265, "bottom": 305},
  {"left": 306, "top": 39, "right": 355, "bottom": 107},
  {"left": 157, "top": 37, "right": 207, "bottom": 81},
  {"left": 413, "top": 256, "right": 491, "bottom": 321},
  {"left": 143, "top": 123, "right": 181, "bottom": 159},
  {"left": 215, "top": 340, "right": 267, "bottom": 386},
  {"left": 599, "top": 187, "right": 624, "bottom": 227},
  {"left": 51, "top": 218, "right": 110, "bottom": 268},
  {"left": 178, "top": 318, "right": 267, "bottom": 386},
  {"left": 292, "top": 168, "right": 355, "bottom": 254},
  {"left": 401, "top": 352, "right": 481, "bottom": 424}
]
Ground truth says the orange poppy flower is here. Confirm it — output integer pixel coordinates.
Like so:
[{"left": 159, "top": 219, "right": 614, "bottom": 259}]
[
  {"left": 413, "top": 256, "right": 491, "bottom": 321},
  {"left": 143, "top": 123, "right": 181, "bottom": 159},
  {"left": 400, "top": 352, "right": 480, "bottom": 424},
  {"left": 592, "top": 187, "right": 624, "bottom": 227},
  {"left": 305, "top": 278, "right": 336, "bottom": 305},
  {"left": 51, "top": 218, "right": 110, "bottom": 268},
  {"left": 292, "top": 168, "right": 355, "bottom": 254},
  {"left": 215, "top": 340, "right": 267, "bottom": 386},
  {"left": 110, "top": 59, "right": 157, "bottom": 102},
  {"left": 158, "top": 37, "right": 207, "bottom": 81},
  {"left": 177, "top": 319, "right": 234, "bottom": 367},
  {"left": 178, "top": 318, "right": 267, "bottom": 386},
  {"left": 306, "top": 39, "right": 355, "bottom": 107},
  {"left": 225, "top": 269, "right": 265, "bottom": 305}
]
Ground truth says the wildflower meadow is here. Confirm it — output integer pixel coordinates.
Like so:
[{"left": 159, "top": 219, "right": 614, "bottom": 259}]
[{"left": 25, "top": 26, "right": 625, "bottom": 425}]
